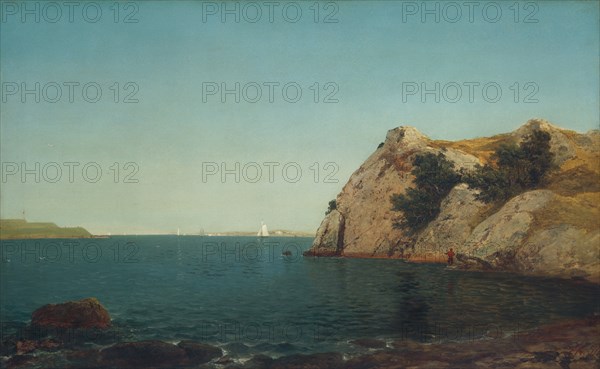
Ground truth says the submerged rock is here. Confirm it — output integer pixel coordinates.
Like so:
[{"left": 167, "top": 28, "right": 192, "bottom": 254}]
[
  {"left": 177, "top": 340, "right": 222, "bottom": 363},
  {"left": 100, "top": 340, "right": 187, "bottom": 368},
  {"left": 99, "top": 340, "right": 223, "bottom": 368},
  {"left": 31, "top": 297, "right": 111, "bottom": 329},
  {"left": 243, "top": 354, "right": 274, "bottom": 368}
]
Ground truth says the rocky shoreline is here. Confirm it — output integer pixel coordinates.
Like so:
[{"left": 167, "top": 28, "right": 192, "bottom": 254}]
[
  {"left": 306, "top": 119, "right": 600, "bottom": 283},
  {"left": 1, "top": 298, "right": 599, "bottom": 369}
]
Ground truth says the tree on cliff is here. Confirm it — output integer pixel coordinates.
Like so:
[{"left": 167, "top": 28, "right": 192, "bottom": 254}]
[
  {"left": 325, "top": 199, "right": 337, "bottom": 215},
  {"left": 391, "top": 153, "right": 460, "bottom": 234},
  {"left": 464, "top": 129, "right": 555, "bottom": 203}
]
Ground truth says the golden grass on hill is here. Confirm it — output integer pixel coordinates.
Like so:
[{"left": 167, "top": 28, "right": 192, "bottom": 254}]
[
  {"left": 533, "top": 192, "right": 600, "bottom": 232},
  {"left": 432, "top": 133, "right": 513, "bottom": 164}
]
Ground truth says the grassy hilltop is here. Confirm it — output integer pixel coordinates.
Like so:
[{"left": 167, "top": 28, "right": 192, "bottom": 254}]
[{"left": 0, "top": 219, "right": 92, "bottom": 240}]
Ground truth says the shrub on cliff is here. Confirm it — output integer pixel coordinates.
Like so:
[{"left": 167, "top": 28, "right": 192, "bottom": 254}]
[
  {"left": 464, "top": 129, "right": 555, "bottom": 203},
  {"left": 391, "top": 153, "right": 460, "bottom": 234},
  {"left": 325, "top": 199, "right": 337, "bottom": 215}
]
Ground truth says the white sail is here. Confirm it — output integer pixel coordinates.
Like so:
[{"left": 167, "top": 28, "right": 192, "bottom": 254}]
[{"left": 257, "top": 222, "right": 269, "bottom": 237}]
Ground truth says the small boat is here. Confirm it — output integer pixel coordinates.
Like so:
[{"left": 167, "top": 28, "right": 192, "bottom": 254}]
[{"left": 257, "top": 221, "right": 269, "bottom": 237}]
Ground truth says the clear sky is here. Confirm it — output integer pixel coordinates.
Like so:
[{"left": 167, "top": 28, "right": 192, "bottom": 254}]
[{"left": 1, "top": 1, "right": 598, "bottom": 234}]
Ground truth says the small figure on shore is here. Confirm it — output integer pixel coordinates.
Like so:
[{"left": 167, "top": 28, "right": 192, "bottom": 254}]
[{"left": 446, "top": 248, "right": 455, "bottom": 265}]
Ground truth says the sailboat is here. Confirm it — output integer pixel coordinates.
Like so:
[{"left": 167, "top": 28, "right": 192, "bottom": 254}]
[{"left": 257, "top": 221, "right": 269, "bottom": 237}]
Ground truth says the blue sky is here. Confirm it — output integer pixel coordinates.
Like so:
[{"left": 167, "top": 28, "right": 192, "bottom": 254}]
[{"left": 1, "top": 1, "right": 598, "bottom": 234}]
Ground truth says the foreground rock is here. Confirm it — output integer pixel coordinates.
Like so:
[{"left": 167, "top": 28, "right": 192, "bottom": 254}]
[
  {"left": 3, "top": 317, "right": 598, "bottom": 369},
  {"left": 99, "top": 340, "right": 222, "bottom": 368},
  {"left": 306, "top": 119, "right": 600, "bottom": 282},
  {"left": 345, "top": 316, "right": 600, "bottom": 369},
  {"left": 235, "top": 316, "right": 599, "bottom": 369},
  {"left": 2, "top": 340, "right": 224, "bottom": 369},
  {"left": 31, "top": 297, "right": 111, "bottom": 329},
  {"left": 239, "top": 352, "right": 345, "bottom": 369}
]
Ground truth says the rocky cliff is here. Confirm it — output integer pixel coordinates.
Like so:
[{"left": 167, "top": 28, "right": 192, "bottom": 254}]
[{"left": 306, "top": 119, "right": 600, "bottom": 282}]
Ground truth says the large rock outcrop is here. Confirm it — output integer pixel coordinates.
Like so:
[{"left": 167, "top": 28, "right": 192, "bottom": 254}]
[
  {"left": 304, "top": 210, "right": 345, "bottom": 256},
  {"left": 99, "top": 340, "right": 223, "bottom": 368},
  {"left": 306, "top": 119, "right": 600, "bottom": 282},
  {"left": 31, "top": 297, "right": 111, "bottom": 329},
  {"left": 306, "top": 126, "right": 480, "bottom": 258},
  {"left": 412, "top": 183, "right": 487, "bottom": 262}
]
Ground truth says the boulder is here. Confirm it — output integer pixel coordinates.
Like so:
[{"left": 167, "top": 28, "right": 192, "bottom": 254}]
[
  {"left": 269, "top": 352, "right": 345, "bottom": 369},
  {"left": 177, "top": 340, "right": 222, "bottom": 363},
  {"left": 462, "top": 190, "right": 554, "bottom": 261},
  {"left": 100, "top": 340, "right": 188, "bottom": 368},
  {"left": 31, "top": 297, "right": 111, "bottom": 329},
  {"left": 304, "top": 210, "right": 344, "bottom": 256},
  {"left": 413, "top": 183, "right": 486, "bottom": 262},
  {"left": 99, "top": 340, "right": 223, "bottom": 368}
]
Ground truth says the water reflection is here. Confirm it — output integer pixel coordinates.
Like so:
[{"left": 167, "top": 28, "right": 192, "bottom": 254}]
[{"left": 392, "top": 269, "right": 431, "bottom": 342}]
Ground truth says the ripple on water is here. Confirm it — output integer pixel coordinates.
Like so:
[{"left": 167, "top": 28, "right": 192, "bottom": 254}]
[{"left": 1, "top": 236, "right": 599, "bottom": 356}]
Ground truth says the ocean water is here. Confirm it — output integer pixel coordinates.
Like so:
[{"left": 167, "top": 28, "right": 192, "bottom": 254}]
[{"left": 1, "top": 236, "right": 599, "bottom": 359}]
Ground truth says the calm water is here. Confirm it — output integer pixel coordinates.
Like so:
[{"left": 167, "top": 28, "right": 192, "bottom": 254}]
[{"left": 1, "top": 236, "right": 599, "bottom": 358}]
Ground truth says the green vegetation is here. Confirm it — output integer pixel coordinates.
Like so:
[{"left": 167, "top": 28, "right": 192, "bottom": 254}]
[
  {"left": 464, "top": 130, "right": 555, "bottom": 203},
  {"left": 390, "top": 152, "right": 460, "bottom": 234},
  {"left": 325, "top": 199, "right": 337, "bottom": 215},
  {"left": 0, "top": 219, "right": 92, "bottom": 239},
  {"left": 390, "top": 130, "right": 555, "bottom": 233}
]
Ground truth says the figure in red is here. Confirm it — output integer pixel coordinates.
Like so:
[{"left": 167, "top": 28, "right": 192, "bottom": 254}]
[{"left": 446, "top": 248, "right": 455, "bottom": 265}]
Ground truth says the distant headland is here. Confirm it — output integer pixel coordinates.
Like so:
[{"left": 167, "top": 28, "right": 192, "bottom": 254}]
[{"left": 0, "top": 219, "right": 92, "bottom": 240}]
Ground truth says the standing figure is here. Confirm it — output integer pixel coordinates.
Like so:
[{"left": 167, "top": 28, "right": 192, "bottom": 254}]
[{"left": 446, "top": 248, "right": 455, "bottom": 265}]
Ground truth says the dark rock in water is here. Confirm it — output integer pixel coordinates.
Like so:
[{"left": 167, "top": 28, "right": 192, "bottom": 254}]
[
  {"left": 269, "top": 352, "right": 345, "bottom": 369},
  {"left": 1, "top": 336, "right": 17, "bottom": 357},
  {"left": 216, "top": 354, "right": 234, "bottom": 365},
  {"left": 5, "top": 354, "right": 36, "bottom": 369},
  {"left": 350, "top": 338, "right": 387, "bottom": 349},
  {"left": 65, "top": 349, "right": 101, "bottom": 368},
  {"left": 31, "top": 297, "right": 111, "bottom": 329},
  {"left": 99, "top": 340, "right": 223, "bottom": 368},
  {"left": 100, "top": 340, "right": 188, "bottom": 368},
  {"left": 16, "top": 338, "right": 60, "bottom": 354},
  {"left": 177, "top": 340, "right": 223, "bottom": 363},
  {"left": 455, "top": 254, "right": 493, "bottom": 271},
  {"left": 223, "top": 341, "right": 251, "bottom": 355},
  {"left": 243, "top": 354, "right": 274, "bottom": 368}
]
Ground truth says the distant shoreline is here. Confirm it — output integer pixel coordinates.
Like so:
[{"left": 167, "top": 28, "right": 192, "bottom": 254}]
[
  {"left": 0, "top": 219, "right": 315, "bottom": 240},
  {"left": 0, "top": 219, "right": 92, "bottom": 240}
]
